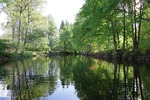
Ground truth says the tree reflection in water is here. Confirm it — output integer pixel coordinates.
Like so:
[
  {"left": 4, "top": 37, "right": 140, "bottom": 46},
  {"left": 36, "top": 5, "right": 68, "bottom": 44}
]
[
  {"left": 5, "top": 58, "right": 58, "bottom": 100},
  {"left": 72, "top": 58, "right": 150, "bottom": 100},
  {"left": 0, "top": 56, "right": 150, "bottom": 100}
]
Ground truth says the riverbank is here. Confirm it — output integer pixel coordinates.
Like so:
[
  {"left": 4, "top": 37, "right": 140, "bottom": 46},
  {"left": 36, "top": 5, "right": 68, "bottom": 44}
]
[
  {"left": 1, "top": 50, "right": 150, "bottom": 65},
  {"left": 46, "top": 50, "right": 150, "bottom": 65},
  {"left": 47, "top": 50, "right": 150, "bottom": 61},
  {"left": 0, "top": 51, "right": 41, "bottom": 64},
  {"left": 82, "top": 50, "right": 150, "bottom": 66},
  {"left": 46, "top": 51, "right": 81, "bottom": 56},
  {"left": 0, "top": 52, "right": 14, "bottom": 63}
]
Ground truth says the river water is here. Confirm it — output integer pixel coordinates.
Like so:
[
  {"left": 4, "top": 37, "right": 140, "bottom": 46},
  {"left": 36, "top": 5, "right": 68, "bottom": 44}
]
[{"left": 0, "top": 56, "right": 150, "bottom": 100}]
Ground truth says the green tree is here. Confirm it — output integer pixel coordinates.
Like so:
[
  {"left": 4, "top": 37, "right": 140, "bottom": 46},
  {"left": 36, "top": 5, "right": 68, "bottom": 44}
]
[
  {"left": 59, "top": 21, "right": 72, "bottom": 52},
  {"left": 72, "top": 0, "right": 150, "bottom": 54},
  {"left": 5, "top": 0, "right": 47, "bottom": 54},
  {"left": 46, "top": 14, "right": 58, "bottom": 51}
]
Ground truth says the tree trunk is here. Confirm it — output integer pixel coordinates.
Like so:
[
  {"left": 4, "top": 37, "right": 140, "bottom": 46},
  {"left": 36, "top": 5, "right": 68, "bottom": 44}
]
[
  {"left": 110, "top": 16, "right": 117, "bottom": 51},
  {"left": 12, "top": 23, "right": 16, "bottom": 41},
  {"left": 137, "top": 0, "right": 143, "bottom": 49},
  {"left": 21, "top": 3, "right": 30, "bottom": 55},
  {"left": 132, "top": 0, "right": 143, "bottom": 50},
  {"left": 15, "top": 0, "right": 23, "bottom": 53},
  {"left": 133, "top": 0, "right": 138, "bottom": 50},
  {"left": 122, "top": 0, "right": 126, "bottom": 51},
  {"left": 21, "top": 29, "right": 28, "bottom": 55},
  {"left": 15, "top": 19, "right": 21, "bottom": 53}
]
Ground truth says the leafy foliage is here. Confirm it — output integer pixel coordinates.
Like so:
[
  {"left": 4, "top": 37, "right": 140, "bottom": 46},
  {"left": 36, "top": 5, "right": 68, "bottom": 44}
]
[
  {"left": 59, "top": 21, "right": 73, "bottom": 52},
  {"left": 0, "top": 39, "right": 8, "bottom": 51},
  {"left": 71, "top": 0, "right": 150, "bottom": 53}
]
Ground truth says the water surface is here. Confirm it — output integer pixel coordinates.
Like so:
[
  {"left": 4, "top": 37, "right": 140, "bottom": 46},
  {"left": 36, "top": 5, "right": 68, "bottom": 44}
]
[{"left": 0, "top": 56, "right": 150, "bottom": 100}]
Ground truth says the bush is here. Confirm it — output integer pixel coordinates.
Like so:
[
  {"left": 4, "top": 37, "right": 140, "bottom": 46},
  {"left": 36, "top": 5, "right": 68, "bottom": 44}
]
[{"left": 0, "top": 39, "right": 8, "bottom": 51}]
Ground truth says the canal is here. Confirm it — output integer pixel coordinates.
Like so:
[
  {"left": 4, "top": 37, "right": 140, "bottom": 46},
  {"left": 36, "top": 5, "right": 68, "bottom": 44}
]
[{"left": 0, "top": 56, "right": 150, "bottom": 100}]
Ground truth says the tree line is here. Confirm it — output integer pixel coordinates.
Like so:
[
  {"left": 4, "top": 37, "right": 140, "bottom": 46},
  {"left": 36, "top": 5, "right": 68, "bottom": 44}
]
[
  {"left": 58, "top": 0, "right": 150, "bottom": 56},
  {"left": 0, "top": 0, "right": 150, "bottom": 56}
]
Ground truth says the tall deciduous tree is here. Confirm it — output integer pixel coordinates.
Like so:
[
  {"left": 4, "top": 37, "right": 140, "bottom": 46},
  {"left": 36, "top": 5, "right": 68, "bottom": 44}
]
[
  {"left": 72, "top": 0, "right": 150, "bottom": 54},
  {"left": 5, "top": 0, "right": 46, "bottom": 54}
]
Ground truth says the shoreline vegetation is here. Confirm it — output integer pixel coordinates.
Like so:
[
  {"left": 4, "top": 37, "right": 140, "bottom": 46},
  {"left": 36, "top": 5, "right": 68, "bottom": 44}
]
[
  {"left": 0, "top": 51, "right": 43, "bottom": 64},
  {"left": 2, "top": 50, "right": 150, "bottom": 65},
  {"left": 85, "top": 51, "right": 150, "bottom": 65},
  {"left": 47, "top": 50, "right": 150, "bottom": 64},
  {"left": 40, "top": 50, "right": 150, "bottom": 65}
]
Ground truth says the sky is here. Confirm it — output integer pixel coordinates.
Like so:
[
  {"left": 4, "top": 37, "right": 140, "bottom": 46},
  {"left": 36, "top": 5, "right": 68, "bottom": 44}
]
[
  {"left": 0, "top": 0, "right": 85, "bottom": 36},
  {"left": 0, "top": 12, "right": 7, "bottom": 36},
  {"left": 43, "top": 0, "right": 85, "bottom": 27}
]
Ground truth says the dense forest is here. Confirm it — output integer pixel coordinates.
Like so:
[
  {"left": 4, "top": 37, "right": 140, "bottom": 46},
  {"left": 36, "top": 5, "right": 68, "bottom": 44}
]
[{"left": 0, "top": 0, "right": 150, "bottom": 61}]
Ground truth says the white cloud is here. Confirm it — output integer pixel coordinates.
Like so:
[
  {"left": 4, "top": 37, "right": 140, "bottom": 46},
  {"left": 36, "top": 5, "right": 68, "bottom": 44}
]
[{"left": 43, "top": 0, "right": 85, "bottom": 27}]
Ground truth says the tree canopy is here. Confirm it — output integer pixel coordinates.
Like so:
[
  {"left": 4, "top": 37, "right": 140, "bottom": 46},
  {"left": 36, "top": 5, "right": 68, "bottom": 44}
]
[{"left": 0, "top": 0, "right": 150, "bottom": 56}]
